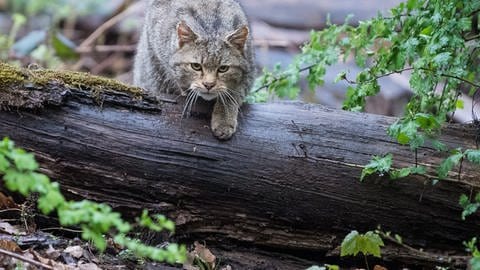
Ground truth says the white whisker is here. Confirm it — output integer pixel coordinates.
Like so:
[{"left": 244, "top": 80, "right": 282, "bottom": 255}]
[
  {"left": 219, "top": 92, "right": 227, "bottom": 107},
  {"left": 223, "top": 89, "right": 240, "bottom": 109},
  {"left": 182, "top": 90, "right": 195, "bottom": 118},
  {"left": 188, "top": 90, "right": 199, "bottom": 115}
]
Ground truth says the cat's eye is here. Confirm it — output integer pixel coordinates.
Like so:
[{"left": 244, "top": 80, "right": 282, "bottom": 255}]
[
  {"left": 218, "top": 65, "right": 230, "bottom": 73},
  {"left": 191, "top": 63, "right": 202, "bottom": 71}
]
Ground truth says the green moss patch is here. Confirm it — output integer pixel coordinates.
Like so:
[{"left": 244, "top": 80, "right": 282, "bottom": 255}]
[{"left": 0, "top": 62, "right": 143, "bottom": 96}]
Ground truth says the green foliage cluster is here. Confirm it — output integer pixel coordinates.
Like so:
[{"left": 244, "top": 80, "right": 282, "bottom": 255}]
[
  {"left": 0, "top": 12, "right": 77, "bottom": 67},
  {"left": 0, "top": 137, "right": 186, "bottom": 264},
  {"left": 466, "top": 238, "right": 480, "bottom": 268},
  {"left": 460, "top": 193, "right": 480, "bottom": 220},
  {"left": 340, "top": 231, "right": 384, "bottom": 270},
  {"left": 258, "top": 0, "right": 480, "bottom": 267},
  {"left": 255, "top": 0, "right": 480, "bottom": 161},
  {"left": 1, "top": 0, "right": 112, "bottom": 67},
  {"left": 361, "top": 147, "right": 480, "bottom": 181},
  {"left": 340, "top": 231, "right": 384, "bottom": 258},
  {"left": 8, "top": 0, "right": 105, "bottom": 19},
  {"left": 360, "top": 153, "right": 427, "bottom": 181}
]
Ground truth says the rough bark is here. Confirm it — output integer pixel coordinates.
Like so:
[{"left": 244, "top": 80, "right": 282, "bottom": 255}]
[{"left": 0, "top": 65, "right": 479, "bottom": 268}]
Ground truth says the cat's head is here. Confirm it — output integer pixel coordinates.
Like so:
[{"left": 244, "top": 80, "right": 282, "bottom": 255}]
[{"left": 170, "top": 21, "right": 250, "bottom": 101}]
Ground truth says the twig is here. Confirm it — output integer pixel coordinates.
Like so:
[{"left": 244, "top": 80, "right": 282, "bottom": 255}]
[
  {"left": 41, "top": 227, "right": 82, "bottom": 233},
  {"left": 364, "top": 254, "right": 370, "bottom": 270},
  {"left": 253, "top": 64, "right": 316, "bottom": 93},
  {"left": 255, "top": 62, "right": 480, "bottom": 96},
  {"left": 0, "top": 247, "right": 53, "bottom": 270},
  {"left": 379, "top": 232, "right": 470, "bottom": 263},
  {"left": 76, "top": 44, "right": 137, "bottom": 54},
  {"left": 0, "top": 208, "right": 21, "bottom": 213},
  {"left": 77, "top": 5, "right": 135, "bottom": 50},
  {"left": 465, "top": 34, "right": 480, "bottom": 41}
]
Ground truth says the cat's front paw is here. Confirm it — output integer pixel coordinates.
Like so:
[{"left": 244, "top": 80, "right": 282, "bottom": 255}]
[{"left": 211, "top": 122, "right": 236, "bottom": 140}]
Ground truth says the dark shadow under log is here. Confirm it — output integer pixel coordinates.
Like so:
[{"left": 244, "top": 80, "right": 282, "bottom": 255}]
[{"left": 0, "top": 64, "right": 479, "bottom": 268}]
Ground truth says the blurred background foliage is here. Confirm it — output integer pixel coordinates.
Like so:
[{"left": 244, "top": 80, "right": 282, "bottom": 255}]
[{"left": 0, "top": 0, "right": 136, "bottom": 73}]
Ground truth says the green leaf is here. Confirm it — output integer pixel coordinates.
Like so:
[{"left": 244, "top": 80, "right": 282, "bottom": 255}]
[
  {"left": 414, "top": 113, "right": 440, "bottom": 131},
  {"left": 363, "top": 231, "right": 384, "bottom": 257},
  {"left": 334, "top": 71, "right": 347, "bottom": 83},
  {"left": 341, "top": 230, "right": 360, "bottom": 256},
  {"left": 0, "top": 155, "right": 10, "bottom": 171},
  {"left": 465, "top": 150, "right": 480, "bottom": 164},
  {"left": 340, "top": 230, "right": 384, "bottom": 258},
  {"left": 10, "top": 149, "right": 38, "bottom": 171},
  {"left": 438, "top": 151, "right": 464, "bottom": 179},
  {"left": 406, "top": 0, "right": 418, "bottom": 11},
  {"left": 390, "top": 167, "right": 412, "bottom": 179},
  {"left": 431, "top": 140, "right": 448, "bottom": 152},
  {"left": 394, "top": 234, "right": 403, "bottom": 244},
  {"left": 38, "top": 188, "right": 65, "bottom": 214},
  {"left": 456, "top": 100, "right": 465, "bottom": 109},
  {"left": 51, "top": 31, "right": 79, "bottom": 61},
  {"left": 306, "top": 266, "right": 325, "bottom": 270},
  {"left": 432, "top": 52, "right": 452, "bottom": 67},
  {"left": 139, "top": 210, "right": 175, "bottom": 233},
  {"left": 460, "top": 194, "right": 480, "bottom": 220},
  {"left": 82, "top": 226, "right": 107, "bottom": 252},
  {"left": 420, "top": 25, "right": 433, "bottom": 37},
  {"left": 390, "top": 166, "right": 425, "bottom": 179},
  {"left": 361, "top": 154, "right": 393, "bottom": 181},
  {"left": 471, "top": 257, "right": 480, "bottom": 270}
]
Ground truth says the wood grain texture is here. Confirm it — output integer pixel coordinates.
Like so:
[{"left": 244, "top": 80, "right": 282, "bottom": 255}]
[{"left": 0, "top": 81, "right": 478, "bottom": 268}]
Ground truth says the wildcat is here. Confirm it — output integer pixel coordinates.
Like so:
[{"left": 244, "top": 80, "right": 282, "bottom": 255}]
[{"left": 133, "top": 0, "right": 255, "bottom": 140}]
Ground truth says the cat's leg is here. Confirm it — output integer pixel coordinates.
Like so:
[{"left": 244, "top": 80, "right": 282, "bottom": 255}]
[{"left": 211, "top": 97, "right": 241, "bottom": 140}]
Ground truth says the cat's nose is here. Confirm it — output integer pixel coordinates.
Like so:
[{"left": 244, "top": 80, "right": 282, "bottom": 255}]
[{"left": 203, "top": 82, "right": 216, "bottom": 90}]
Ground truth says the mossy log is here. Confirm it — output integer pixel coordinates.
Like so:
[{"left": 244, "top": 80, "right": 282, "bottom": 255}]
[{"left": 0, "top": 63, "right": 479, "bottom": 269}]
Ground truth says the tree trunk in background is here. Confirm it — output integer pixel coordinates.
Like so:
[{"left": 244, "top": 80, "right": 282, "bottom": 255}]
[{"left": 0, "top": 78, "right": 478, "bottom": 268}]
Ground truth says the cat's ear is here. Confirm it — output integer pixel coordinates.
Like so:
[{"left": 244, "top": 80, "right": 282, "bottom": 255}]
[
  {"left": 226, "top": 26, "right": 249, "bottom": 52},
  {"left": 177, "top": 21, "right": 198, "bottom": 48}
]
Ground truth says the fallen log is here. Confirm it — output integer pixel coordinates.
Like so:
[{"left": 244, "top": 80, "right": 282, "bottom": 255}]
[{"left": 0, "top": 63, "right": 479, "bottom": 268}]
